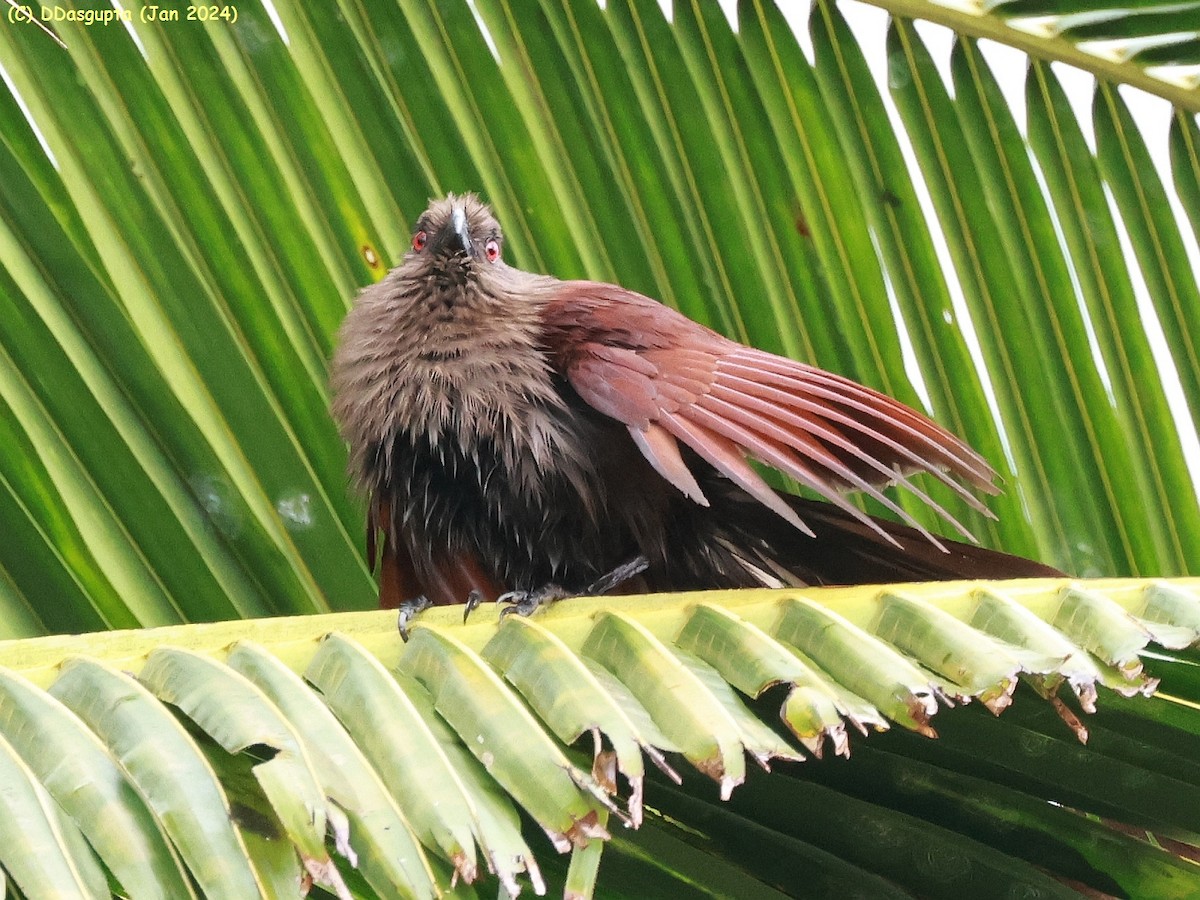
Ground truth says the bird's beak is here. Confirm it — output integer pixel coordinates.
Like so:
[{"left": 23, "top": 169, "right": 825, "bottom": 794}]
[{"left": 444, "top": 204, "right": 472, "bottom": 257}]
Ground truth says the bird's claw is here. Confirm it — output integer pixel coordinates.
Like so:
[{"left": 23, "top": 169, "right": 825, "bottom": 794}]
[
  {"left": 397, "top": 594, "right": 432, "bottom": 642},
  {"left": 462, "top": 589, "right": 484, "bottom": 624},
  {"left": 497, "top": 584, "right": 567, "bottom": 621},
  {"left": 492, "top": 557, "right": 651, "bottom": 624}
]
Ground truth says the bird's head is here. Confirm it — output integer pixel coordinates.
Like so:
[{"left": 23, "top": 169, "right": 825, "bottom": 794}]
[{"left": 406, "top": 193, "right": 504, "bottom": 284}]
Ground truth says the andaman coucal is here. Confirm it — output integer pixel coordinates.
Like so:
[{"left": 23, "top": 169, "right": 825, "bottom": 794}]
[{"left": 332, "top": 194, "right": 1060, "bottom": 629}]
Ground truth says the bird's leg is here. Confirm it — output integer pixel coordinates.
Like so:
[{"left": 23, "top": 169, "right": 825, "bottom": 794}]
[
  {"left": 498, "top": 555, "right": 650, "bottom": 621},
  {"left": 583, "top": 555, "right": 649, "bottom": 596},
  {"left": 396, "top": 594, "right": 432, "bottom": 642}
]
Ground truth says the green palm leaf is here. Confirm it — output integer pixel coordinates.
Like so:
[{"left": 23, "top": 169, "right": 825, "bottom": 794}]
[
  {"left": 1, "top": 578, "right": 1198, "bottom": 897},
  {"left": 872, "top": 0, "right": 1200, "bottom": 111},
  {"left": 2, "top": 0, "right": 1200, "bottom": 895}
]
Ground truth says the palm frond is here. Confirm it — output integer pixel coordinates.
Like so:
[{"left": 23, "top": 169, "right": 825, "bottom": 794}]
[
  {"left": 1, "top": 579, "right": 1198, "bottom": 897},
  {"left": 3, "top": 0, "right": 1200, "bottom": 896},
  {"left": 2, "top": 1, "right": 1197, "bottom": 631},
  {"left": 870, "top": 0, "right": 1200, "bottom": 112}
]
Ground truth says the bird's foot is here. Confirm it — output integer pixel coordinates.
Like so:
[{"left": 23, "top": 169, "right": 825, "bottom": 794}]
[
  {"left": 495, "top": 556, "right": 651, "bottom": 622},
  {"left": 396, "top": 594, "right": 432, "bottom": 642},
  {"left": 498, "top": 583, "right": 568, "bottom": 621}
]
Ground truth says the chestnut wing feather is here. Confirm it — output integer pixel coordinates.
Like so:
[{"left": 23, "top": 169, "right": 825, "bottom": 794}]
[{"left": 542, "top": 282, "right": 997, "bottom": 544}]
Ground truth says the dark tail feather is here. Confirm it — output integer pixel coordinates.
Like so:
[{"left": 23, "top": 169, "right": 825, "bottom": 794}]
[{"left": 730, "top": 494, "right": 1064, "bottom": 586}]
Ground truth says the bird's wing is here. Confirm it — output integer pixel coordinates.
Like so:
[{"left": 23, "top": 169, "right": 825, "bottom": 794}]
[{"left": 542, "top": 281, "right": 997, "bottom": 545}]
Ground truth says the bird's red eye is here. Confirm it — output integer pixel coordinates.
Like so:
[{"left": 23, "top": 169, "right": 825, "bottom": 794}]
[
  {"left": 485, "top": 239, "right": 500, "bottom": 262},
  {"left": 412, "top": 230, "right": 428, "bottom": 252}
]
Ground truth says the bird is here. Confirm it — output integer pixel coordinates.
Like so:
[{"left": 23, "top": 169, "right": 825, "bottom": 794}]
[{"left": 331, "top": 194, "right": 1060, "bottom": 630}]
